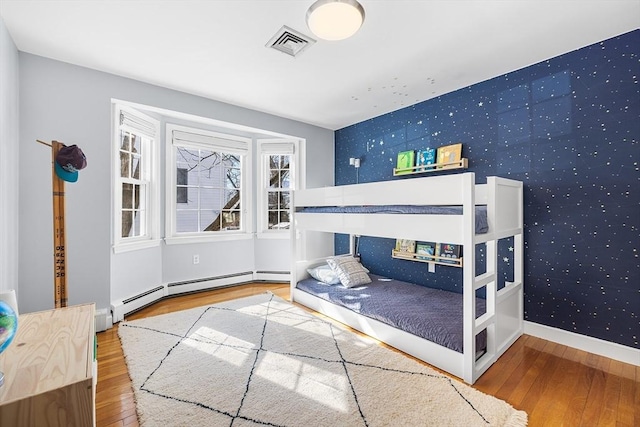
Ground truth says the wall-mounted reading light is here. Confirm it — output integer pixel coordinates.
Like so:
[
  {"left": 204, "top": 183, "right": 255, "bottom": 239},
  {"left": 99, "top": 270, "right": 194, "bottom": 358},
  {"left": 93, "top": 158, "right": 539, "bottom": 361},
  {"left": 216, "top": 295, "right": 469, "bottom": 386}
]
[{"left": 349, "top": 157, "right": 361, "bottom": 183}]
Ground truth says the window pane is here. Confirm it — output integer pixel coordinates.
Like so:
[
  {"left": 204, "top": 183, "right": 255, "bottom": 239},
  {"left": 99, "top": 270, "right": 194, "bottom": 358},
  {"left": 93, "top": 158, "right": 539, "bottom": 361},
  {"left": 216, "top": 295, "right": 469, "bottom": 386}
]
[
  {"left": 268, "top": 192, "right": 278, "bottom": 210},
  {"left": 133, "top": 184, "right": 141, "bottom": 210},
  {"left": 200, "top": 188, "right": 217, "bottom": 210},
  {"left": 225, "top": 167, "right": 241, "bottom": 189},
  {"left": 227, "top": 155, "right": 241, "bottom": 169},
  {"left": 131, "top": 155, "right": 141, "bottom": 179},
  {"left": 280, "top": 192, "right": 290, "bottom": 209},
  {"left": 122, "top": 183, "right": 133, "bottom": 209},
  {"left": 120, "top": 130, "right": 131, "bottom": 152},
  {"left": 121, "top": 211, "right": 133, "bottom": 238},
  {"left": 201, "top": 209, "right": 217, "bottom": 231},
  {"left": 268, "top": 211, "right": 278, "bottom": 229},
  {"left": 133, "top": 210, "right": 141, "bottom": 236},
  {"left": 176, "top": 210, "right": 198, "bottom": 233},
  {"left": 225, "top": 190, "right": 239, "bottom": 207},
  {"left": 281, "top": 155, "right": 290, "bottom": 169},
  {"left": 279, "top": 211, "right": 290, "bottom": 228},
  {"left": 280, "top": 169, "right": 290, "bottom": 189},
  {"left": 268, "top": 170, "right": 279, "bottom": 188},
  {"left": 120, "top": 152, "right": 131, "bottom": 178},
  {"left": 222, "top": 211, "right": 240, "bottom": 230},
  {"left": 131, "top": 134, "right": 140, "bottom": 154}
]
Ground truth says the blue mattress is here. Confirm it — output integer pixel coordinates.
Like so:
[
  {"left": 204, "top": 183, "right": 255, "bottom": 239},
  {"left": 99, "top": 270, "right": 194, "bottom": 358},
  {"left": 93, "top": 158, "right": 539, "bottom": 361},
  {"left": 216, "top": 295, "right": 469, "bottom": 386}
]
[
  {"left": 298, "top": 205, "right": 488, "bottom": 233},
  {"left": 296, "top": 274, "right": 486, "bottom": 354}
]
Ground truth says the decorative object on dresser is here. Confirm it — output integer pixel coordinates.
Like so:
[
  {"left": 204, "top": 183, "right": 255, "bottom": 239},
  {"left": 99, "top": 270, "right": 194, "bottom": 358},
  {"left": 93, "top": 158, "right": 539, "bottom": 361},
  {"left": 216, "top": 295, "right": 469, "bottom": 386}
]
[
  {"left": 0, "top": 290, "right": 19, "bottom": 387},
  {"left": 436, "top": 142, "right": 463, "bottom": 169},
  {"left": 118, "top": 292, "right": 527, "bottom": 427}
]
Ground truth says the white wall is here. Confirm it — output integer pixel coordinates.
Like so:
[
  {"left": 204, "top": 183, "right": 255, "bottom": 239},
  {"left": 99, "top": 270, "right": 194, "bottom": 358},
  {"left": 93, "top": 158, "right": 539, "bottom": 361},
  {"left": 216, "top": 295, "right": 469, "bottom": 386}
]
[
  {"left": 19, "top": 53, "right": 333, "bottom": 315},
  {"left": 0, "top": 17, "right": 19, "bottom": 302}
]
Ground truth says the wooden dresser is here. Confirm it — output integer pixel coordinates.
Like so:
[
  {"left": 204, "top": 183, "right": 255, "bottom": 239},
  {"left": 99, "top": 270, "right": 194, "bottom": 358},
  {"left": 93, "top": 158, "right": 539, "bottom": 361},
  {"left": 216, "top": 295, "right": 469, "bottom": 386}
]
[{"left": 0, "top": 303, "right": 96, "bottom": 426}]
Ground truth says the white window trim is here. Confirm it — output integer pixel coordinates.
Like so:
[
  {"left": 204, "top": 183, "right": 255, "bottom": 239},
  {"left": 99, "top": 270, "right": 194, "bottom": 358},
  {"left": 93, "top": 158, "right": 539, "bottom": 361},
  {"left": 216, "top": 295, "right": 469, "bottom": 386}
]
[
  {"left": 112, "top": 104, "right": 161, "bottom": 253},
  {"left": 256, "top": 138, "right": 304, "bottom": 239},
  {"left": 165, "top": 123, "right": 253, "bottom": 244}
]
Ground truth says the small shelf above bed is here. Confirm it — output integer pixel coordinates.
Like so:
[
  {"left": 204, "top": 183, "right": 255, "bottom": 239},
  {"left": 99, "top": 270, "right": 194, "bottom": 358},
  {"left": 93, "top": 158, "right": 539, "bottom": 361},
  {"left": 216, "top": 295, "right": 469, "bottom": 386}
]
[
  {"left": 393, "top": 158, "right": 468, "bottom": 176},
  {"left": 391, "top": 250, "right": 463, "bottom": 268}
]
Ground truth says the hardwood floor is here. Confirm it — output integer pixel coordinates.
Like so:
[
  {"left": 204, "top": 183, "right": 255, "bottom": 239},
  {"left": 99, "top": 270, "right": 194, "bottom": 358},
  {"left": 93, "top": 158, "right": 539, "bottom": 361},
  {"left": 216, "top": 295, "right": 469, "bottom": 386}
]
[{"left": 96, "top": 283, "right": 639, "bottom": 427}]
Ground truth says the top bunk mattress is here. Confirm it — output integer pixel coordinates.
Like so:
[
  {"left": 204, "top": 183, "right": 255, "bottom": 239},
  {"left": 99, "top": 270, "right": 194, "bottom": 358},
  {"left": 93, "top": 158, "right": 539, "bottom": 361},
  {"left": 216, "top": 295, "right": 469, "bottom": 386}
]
[
  {"left": 296, "top": 274, "right": 486, "bottom": 353},
  {"left": 297, "top": 205, "right": 488, "bottom": 233}
]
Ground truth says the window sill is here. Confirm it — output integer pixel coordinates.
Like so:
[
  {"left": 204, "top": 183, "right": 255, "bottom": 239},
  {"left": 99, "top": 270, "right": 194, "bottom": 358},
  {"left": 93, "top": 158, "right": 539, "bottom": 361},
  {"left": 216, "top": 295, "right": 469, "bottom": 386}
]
[
  {"left": 164, "top": 233, "right": 253, "bottom": 245},
  {"left": 113, "top": 238, "right": 161, "bottom": 254}
]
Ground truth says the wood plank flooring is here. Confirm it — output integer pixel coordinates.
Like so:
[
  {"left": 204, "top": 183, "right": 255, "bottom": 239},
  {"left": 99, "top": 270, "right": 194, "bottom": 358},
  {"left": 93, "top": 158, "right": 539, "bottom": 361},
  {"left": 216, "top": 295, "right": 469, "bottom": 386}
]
[{"left": 96, "top": 283, "right": 639, "bottom": 427}]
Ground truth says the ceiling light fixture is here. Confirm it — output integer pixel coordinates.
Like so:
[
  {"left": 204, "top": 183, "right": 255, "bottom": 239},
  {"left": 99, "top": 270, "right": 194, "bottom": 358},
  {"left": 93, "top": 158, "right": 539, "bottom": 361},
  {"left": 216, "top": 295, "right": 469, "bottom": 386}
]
[{"left": 306, "top": 0, "right": 365, "bottom": 41}]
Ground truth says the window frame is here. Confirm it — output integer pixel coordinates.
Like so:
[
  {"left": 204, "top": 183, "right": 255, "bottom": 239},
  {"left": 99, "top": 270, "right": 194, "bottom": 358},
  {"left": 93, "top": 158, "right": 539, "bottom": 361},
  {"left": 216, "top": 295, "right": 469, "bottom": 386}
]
[
  {"left": 257, "top": 139, "right": 302, "bottom": 239},
  {"left": 112, "top": 104, "right": 161, "bottom": 253},
  {"left": 165, "top": 123, "right": 252, "bottom": 244}
]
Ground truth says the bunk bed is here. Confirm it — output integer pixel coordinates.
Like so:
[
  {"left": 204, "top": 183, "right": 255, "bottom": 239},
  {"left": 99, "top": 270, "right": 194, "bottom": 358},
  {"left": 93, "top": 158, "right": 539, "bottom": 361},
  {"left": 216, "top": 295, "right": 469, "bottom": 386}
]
[{"left": 290, "top": 172, "right": 524, "bottom": 384}]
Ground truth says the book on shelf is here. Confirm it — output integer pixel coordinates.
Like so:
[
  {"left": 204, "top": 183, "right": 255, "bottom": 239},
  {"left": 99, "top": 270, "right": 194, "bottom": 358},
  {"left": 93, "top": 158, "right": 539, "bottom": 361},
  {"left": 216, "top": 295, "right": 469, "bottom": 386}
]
[
  {"left": 415, "top": 242, "right": 436, "bottom": 260},
  {"left": 394, "top": 239, "right": 416, "bottom": 256},
  {"left": 436, "top": 143, "right": 462, "bottom": 168},
  {"left": 395, "top": 150, "right": 415, "bottom": 174},
  {"left": 416, "top": 148, "right": 436, "bottom": 171},
  {"left": 435, "top": 243, "right": 461, "bottom": 264}
]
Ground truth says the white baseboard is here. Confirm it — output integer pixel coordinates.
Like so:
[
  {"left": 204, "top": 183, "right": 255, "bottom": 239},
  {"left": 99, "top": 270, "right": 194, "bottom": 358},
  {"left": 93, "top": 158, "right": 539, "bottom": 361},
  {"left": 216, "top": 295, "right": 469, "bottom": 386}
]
[
  {"left": 524, "top": 321, "right": 639, "bottom": 366},
  {"left": 95, "top": 308, "right": 113, "bottom": 332}
]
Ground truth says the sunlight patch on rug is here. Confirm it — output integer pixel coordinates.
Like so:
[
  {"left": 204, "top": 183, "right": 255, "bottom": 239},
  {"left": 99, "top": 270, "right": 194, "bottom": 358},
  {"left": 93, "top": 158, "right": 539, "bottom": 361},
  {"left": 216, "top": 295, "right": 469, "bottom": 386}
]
[{"left": 118, "top": 292, "right": 527, "bottom": 426}]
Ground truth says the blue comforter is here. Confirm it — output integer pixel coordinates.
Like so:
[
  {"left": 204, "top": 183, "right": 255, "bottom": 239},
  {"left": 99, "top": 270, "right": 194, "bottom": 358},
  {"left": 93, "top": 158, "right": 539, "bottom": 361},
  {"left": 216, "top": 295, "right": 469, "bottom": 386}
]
[
  {"left": 297, "top": 274, "right": 486, "bottom": 353},
  {"left": 298, "top": 205, "right": 488, "bottom": 233}
]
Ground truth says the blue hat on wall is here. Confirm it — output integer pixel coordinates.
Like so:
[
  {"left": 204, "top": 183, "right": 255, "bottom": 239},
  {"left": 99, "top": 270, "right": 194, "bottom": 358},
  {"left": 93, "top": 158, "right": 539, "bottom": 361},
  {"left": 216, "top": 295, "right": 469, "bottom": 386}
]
[{"left": 54, "top": 144, "right": 87, "bottom": 183}]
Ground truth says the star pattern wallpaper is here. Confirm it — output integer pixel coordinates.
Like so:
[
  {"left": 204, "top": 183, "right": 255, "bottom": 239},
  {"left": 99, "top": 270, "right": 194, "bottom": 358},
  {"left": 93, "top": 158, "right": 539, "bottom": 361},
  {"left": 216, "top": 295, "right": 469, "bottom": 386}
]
[{"left": 334, "top": 30, "right": 639, "bottom": 349}]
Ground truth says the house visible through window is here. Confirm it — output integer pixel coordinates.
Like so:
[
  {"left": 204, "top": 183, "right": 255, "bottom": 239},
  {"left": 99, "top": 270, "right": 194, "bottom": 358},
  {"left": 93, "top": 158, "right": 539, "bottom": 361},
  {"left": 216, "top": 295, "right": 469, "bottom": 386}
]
[{"left": 166, "top": 125, "right": 249, "bottom": 239}]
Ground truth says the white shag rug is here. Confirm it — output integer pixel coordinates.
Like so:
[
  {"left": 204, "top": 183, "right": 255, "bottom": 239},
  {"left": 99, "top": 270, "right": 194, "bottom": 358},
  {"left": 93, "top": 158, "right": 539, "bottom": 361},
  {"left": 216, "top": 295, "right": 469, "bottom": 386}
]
[{"left": 118, "top": 292, "right": 527, "bottom": 426}]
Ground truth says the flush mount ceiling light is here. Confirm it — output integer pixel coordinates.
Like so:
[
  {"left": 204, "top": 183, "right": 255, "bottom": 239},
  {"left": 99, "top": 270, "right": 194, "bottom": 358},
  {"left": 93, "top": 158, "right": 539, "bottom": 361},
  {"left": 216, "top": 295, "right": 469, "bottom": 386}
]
[{"left": 306, "top": 0, "right": 365, "bottom": 41}]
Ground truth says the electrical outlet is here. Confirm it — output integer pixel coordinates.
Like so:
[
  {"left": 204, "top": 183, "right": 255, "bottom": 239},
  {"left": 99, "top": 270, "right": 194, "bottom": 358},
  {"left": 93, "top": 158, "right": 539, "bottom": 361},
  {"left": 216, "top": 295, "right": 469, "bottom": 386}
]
[{"left": 193, "top": 254, "right": 200, "bottom": 265}]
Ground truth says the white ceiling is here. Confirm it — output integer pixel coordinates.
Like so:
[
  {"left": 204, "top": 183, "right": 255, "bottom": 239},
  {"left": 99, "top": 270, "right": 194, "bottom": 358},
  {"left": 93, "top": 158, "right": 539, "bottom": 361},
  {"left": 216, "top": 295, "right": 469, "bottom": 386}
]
[{"left": 1, "top": 1, "right": 638, "bottom": 130}]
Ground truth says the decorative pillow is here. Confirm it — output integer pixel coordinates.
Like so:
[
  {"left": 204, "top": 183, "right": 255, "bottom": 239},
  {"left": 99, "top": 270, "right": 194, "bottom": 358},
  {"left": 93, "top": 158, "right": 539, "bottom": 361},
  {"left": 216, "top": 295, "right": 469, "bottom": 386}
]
[
  {"left": 307, "top": 264, "right": 341, "bottom": 285},
  {"left": 327, "top": 256, "right": 371, "bottom": 288},
  {"left": 333, "top": 253, "right": 370, "bottom": 272}
]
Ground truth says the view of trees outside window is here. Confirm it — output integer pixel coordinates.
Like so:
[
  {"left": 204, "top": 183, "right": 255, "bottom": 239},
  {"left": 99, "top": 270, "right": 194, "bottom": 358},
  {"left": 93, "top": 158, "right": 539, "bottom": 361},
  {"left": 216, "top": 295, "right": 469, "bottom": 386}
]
[
  {"left": 267, "top": 154, "right": 291, "bottom": 229},
  {"left": 175, "top": 147, "right": 241, "bottom": 232},
  {"left": 119, "top": 130, "right": 147, "bottom": 238}
]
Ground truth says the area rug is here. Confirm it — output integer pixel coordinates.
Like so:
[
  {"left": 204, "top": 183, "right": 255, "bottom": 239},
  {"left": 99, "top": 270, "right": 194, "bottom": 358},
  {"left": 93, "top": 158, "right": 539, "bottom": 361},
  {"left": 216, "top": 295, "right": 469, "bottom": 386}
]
[{"left": 118, "top": 292, "right": 527, "bottom": 426}]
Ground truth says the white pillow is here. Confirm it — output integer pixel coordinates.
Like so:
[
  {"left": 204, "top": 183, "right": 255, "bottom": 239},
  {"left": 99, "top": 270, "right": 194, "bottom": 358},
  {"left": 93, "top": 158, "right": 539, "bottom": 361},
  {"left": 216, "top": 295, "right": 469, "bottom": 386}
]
[
  {"left": 327, "top": 256, "right": 371, "bottom": 288},
  {"left": 307, "top": 264, "right": 341, "bottom": 285}
]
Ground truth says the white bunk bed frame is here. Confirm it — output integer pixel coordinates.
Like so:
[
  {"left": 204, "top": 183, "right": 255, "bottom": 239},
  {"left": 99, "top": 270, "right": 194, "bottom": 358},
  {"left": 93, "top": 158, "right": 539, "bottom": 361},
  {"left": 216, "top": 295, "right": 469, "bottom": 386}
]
[{"left": 290, "top": 172, "right": 524, "bottom": 384}]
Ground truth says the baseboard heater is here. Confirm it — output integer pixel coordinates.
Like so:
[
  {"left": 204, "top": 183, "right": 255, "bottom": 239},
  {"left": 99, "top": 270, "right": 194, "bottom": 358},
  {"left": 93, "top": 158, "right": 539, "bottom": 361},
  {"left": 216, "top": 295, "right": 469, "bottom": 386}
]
[
  {"left": 111, "top": 272, "right": 254, "bottom": 323},
  {"left": 254, "top": 270, "right": 290, "bottom": 282}
]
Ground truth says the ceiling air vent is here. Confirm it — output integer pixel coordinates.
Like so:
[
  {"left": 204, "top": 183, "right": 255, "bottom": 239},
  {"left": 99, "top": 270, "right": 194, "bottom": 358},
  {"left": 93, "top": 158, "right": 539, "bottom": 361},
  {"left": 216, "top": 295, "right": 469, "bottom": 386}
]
[{"left": 267, "top": 26, "right": 315, "bottom": 57}]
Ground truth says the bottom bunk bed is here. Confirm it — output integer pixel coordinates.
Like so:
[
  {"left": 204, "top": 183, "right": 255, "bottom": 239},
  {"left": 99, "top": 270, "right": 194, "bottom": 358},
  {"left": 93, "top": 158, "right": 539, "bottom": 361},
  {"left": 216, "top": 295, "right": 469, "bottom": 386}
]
[
  {"left": 292, "top": 260, "right": 523, "bottom": 385},
  {"left": 297, "top": 273, "right": 488, "bottom": 357}
]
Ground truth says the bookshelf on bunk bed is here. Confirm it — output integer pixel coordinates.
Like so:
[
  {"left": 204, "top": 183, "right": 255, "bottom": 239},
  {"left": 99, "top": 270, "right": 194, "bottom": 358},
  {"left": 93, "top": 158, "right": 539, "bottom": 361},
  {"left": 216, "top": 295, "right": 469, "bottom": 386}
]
[{"left": 290, "top": 172, "right": 524, "bottom": 384}]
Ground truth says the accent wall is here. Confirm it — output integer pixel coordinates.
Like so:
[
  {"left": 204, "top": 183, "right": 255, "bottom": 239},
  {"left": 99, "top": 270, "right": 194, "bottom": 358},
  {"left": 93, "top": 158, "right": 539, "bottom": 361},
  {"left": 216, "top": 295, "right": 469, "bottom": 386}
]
[{"left": 334, "top": 30, "right": 639, "bottom": 349}]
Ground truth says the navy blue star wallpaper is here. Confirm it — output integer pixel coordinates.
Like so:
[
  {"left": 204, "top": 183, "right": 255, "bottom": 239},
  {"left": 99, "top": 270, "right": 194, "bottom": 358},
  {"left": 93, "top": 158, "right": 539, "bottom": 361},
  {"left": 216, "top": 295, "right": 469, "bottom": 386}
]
[{"left": 334, "top": 30, "right": 639, "bottom": 349}]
